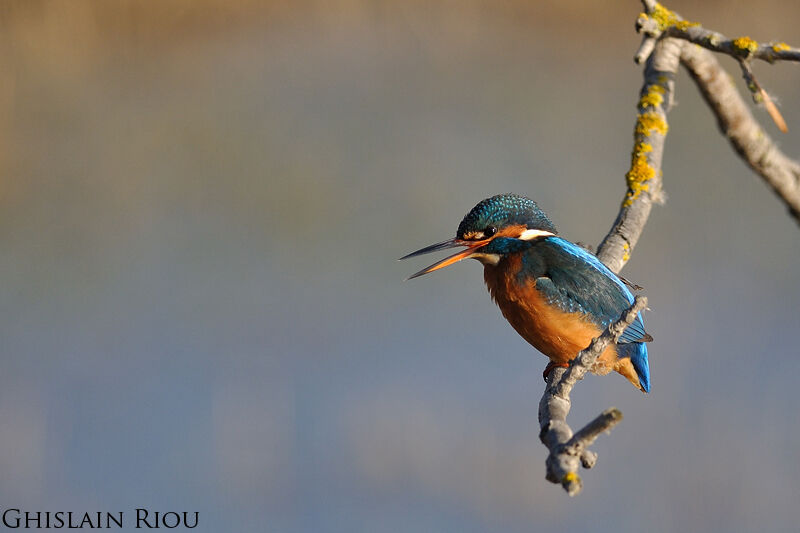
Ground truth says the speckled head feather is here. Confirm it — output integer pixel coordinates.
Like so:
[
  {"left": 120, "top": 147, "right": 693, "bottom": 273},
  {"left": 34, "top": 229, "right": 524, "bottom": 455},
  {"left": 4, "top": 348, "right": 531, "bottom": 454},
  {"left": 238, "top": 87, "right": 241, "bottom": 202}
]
[{"left": 456, "top": 194, "right": 557, "bottom": 239}]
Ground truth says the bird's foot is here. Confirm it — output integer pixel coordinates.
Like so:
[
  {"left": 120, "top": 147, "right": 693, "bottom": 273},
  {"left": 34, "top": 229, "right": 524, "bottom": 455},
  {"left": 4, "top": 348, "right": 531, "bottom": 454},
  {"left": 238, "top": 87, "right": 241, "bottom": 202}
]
[{"left": 543, "top": 361, "right": 570, "bottom": 382}]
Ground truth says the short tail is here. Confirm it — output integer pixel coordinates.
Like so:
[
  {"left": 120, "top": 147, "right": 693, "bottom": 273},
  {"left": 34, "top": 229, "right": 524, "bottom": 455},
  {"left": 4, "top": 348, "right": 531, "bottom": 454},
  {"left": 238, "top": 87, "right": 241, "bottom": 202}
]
[{"left": 619, "top": 342, "right": 650, "bottom": 393}]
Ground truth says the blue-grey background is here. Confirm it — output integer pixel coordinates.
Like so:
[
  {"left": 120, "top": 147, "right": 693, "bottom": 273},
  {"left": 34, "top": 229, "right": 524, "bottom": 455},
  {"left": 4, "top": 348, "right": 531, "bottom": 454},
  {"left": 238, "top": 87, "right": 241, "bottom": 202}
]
[{"left": 2, "top": 1, "right": 799, "bottom": 531}]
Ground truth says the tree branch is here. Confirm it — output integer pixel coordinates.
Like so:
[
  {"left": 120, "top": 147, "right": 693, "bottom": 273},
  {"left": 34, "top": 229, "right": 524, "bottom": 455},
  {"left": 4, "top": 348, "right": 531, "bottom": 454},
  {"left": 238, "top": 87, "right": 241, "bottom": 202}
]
[
  {"left": 681, "top": 45, "right": 800, "bottom": 223},
  {"left": 597, "top": 37, "right": 680, "bottom": 272},
  {"left": 600, "top": 0, "right": 800, "bottom": 272},
  {"left": 538, "top": 296, "right": 647, "bottom": 496},
  {"left": 639, "top": 14, "right": 800, "bottom": 65},
  {"left": 539, "top": 1, "right": 800, "bottom": 497},
  {"left": 634, "top": 1, "right": 800, "bottom": 224}
]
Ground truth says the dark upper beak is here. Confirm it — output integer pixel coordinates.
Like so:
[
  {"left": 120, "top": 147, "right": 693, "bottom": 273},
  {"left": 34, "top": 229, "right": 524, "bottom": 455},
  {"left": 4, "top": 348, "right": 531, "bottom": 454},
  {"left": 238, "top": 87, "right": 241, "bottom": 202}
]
[
  {"left": 398, "top": 238, "right": 464, "bottom": 260},
  {"left": 399, "top": 238, "right": 489, "bottom": 280}
]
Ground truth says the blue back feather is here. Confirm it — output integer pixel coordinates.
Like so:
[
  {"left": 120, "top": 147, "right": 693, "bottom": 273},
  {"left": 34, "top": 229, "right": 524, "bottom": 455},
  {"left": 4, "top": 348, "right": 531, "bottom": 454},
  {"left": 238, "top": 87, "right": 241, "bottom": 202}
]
[{"left": 489, "top": 236, "right": 651, "bottom": 392}]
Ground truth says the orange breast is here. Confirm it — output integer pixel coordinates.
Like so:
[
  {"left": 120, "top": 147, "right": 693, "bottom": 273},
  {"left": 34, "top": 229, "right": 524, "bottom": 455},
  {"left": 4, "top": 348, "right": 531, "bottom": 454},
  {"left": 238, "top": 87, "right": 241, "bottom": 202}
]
[{"left": 483, "top": 256, "right": 620, "bottom": 376}]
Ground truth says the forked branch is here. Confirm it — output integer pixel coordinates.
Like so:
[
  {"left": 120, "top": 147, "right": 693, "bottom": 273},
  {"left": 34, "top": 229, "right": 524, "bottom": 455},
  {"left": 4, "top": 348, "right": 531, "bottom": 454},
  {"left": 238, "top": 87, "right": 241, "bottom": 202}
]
[
  {"left": 539, "top": 0, "right": 800, "bottom": 496},
  {"left": 539, "top": 297, "right": 647, "bottom": 496}
]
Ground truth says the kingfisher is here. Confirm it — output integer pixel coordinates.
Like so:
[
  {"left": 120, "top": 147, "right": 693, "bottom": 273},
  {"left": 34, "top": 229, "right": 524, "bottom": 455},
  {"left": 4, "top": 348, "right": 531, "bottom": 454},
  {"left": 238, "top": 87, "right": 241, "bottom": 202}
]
[{"left": 401, "top": 193, "right": 651, "bottom": 392}]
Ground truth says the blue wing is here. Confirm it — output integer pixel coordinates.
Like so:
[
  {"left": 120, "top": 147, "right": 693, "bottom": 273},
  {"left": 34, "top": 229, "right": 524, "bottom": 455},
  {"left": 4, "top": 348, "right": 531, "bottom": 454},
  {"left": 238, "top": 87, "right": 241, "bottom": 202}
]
[{"left": 520, "top": 237, "right": 651, "bottom": 391}]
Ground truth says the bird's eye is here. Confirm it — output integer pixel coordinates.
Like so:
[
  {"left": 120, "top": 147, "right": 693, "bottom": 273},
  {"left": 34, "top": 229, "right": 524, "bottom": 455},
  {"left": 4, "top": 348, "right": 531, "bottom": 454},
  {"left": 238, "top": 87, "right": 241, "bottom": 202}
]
[{"left": 484, "top": 226, "right": 497, "bottom": 237}]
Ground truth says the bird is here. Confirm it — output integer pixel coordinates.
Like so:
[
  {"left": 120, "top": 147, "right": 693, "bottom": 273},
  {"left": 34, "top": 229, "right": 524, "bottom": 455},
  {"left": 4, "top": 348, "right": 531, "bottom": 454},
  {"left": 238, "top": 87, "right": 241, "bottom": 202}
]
[{"left": 400, "top": 193, "right": 651, "bottom": 392}]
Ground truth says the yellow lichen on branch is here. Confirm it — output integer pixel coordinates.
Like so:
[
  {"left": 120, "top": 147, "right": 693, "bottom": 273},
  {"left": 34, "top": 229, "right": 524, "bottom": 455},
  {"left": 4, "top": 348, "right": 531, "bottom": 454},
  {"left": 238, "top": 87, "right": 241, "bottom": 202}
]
[
  {"left": 644, "top": 2, "right": 698, "bottom": 32},
  {"left": 674, "top": 20, "right": 698, "bottom": 31},
  {"left": 625, "top": 106, "right": 666, "bottom": 207},
  {"left": 562, "top": 472, "right": 580, "bottom": 485},
  {"left": 649, "top": 2, "right": 678, "bottom": 30},
  {"left": 733, "top": 36, "right": 759, "bottom": 57},
  {"left": 639, "top": 84, "right": 665, "bottom": 109},
  {"left": 624, "top": 142, "right": 655, "bottom": 207},
  {"left": 635, "top": 112, "right": 668, "bottom": 136}
]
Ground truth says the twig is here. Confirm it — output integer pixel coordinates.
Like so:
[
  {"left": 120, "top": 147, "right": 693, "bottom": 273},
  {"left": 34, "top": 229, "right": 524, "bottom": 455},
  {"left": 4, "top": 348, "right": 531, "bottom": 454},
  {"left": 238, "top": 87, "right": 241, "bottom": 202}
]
[
  {"left": 738, "top": 60, "right": 788, "bottom": 134},
  {"left": 662, "top": 25, "right": 800, "bottom": 65},
  {"left": 681, "top": 44, "right": 800, "bottom": 222},
  {"left": 538, "top": 296, "right": 648, "bottom": 496},
  {"left": 634, "top": 3, "right": 800, "bottom": 65}
]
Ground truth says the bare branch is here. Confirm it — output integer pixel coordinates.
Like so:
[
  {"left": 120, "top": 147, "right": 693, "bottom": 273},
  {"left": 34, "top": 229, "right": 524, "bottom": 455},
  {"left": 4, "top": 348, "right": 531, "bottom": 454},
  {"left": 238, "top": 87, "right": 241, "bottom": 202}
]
[
  {"left": 635, "top": 2, "right": 796, "bottom": 135},
  {"left": 737, "top": 60, "right": 788, "bottom": 133},
  {"left": 663, "top": 27, "right": 800, "bottom": 65},
  {"left": 597, "top": 37, "right": 679, "bottom": 273},
  {"left": 539, "top": 1, "right": 800, "bottom": 497},
  {"left": 538, "top": 297, "right": 648, "bottom": 496},
  {"left": 634, "top": 35, "right": 657, "bottom": 65},
  {"left": 681, "top": 45, "right": 800, "bottom": 223},
  {"left": 634, "top": 3, "right": 800, "bottom": 65},
  {"left": 600, "top": 1, "right": 800, "bottom": 272}
]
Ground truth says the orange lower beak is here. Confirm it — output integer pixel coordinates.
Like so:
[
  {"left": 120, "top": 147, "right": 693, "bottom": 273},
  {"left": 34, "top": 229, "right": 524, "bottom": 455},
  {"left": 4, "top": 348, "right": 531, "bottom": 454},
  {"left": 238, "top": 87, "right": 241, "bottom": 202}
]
[{"left": 400, "top": 238, "right": 490, "bottom": 280}]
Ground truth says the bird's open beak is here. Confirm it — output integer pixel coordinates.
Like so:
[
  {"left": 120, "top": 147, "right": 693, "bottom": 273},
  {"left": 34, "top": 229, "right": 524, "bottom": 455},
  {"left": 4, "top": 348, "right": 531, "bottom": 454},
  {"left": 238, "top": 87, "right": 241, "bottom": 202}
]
[{"left": 399, "top": 238, "right": 490, "bottom": 280}]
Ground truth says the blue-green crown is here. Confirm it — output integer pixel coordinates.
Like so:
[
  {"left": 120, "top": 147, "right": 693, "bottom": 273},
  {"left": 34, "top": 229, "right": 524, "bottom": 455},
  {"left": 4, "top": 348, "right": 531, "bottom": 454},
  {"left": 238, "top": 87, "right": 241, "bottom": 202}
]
[{"left": 456, "top": 194, "right": 557, "bottom": 238}]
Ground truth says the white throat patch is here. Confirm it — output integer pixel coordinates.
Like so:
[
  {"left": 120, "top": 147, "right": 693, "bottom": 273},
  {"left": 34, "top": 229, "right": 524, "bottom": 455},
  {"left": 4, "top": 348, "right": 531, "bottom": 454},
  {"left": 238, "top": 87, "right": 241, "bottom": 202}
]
[{"left": 470, "top": 253, "right": 500, "bottom": 265}]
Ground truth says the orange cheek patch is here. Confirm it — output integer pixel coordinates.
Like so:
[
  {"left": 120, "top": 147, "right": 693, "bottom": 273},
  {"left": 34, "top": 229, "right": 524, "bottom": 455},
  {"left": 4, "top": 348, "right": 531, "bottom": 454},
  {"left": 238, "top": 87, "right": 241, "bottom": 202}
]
[{"left": 496, "top": 224, "right": 528, "bottom": 238}]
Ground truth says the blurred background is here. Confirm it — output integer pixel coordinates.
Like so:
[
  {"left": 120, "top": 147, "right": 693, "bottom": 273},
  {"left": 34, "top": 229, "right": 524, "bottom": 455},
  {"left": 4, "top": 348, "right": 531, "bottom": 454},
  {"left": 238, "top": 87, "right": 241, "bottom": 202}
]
[{"left": 1, "top": 0, "right": 799, "bottom": 531}]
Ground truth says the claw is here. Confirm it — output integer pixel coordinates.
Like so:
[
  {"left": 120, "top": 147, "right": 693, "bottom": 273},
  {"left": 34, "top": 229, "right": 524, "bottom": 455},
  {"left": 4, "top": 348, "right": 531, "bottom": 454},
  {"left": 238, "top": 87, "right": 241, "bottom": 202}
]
[{"left": 543, "top": 361, "right": 570, "bottom": 382}]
